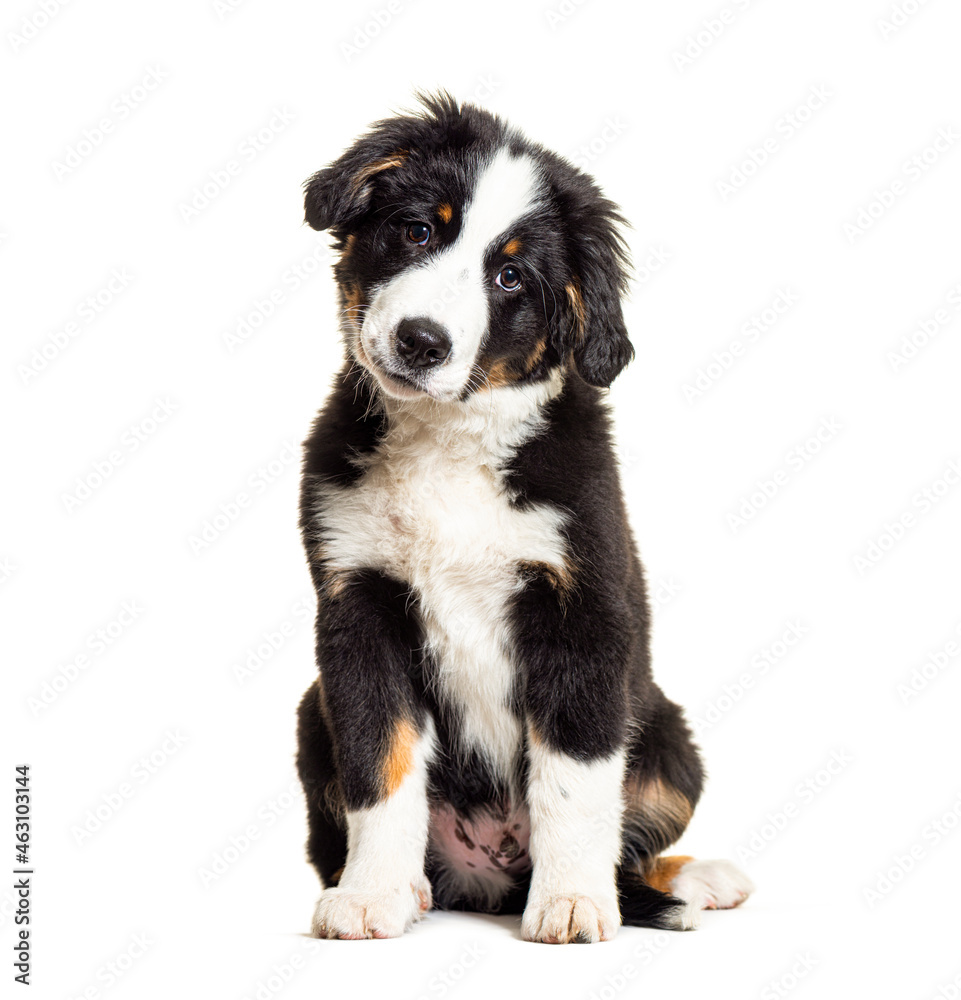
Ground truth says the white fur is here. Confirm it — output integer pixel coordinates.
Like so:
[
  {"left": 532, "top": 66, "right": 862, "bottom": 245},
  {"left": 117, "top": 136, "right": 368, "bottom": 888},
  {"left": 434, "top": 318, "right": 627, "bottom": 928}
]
[
  {"left": 360, "top": 148, "right": 542, "bottom": 400},
  {"left": 311, "top": 718, "right": 437, "bottom": 939},
  {"left": 313, "top": 372, "right": 567, "bottom": 791},
  {"left": 667, "top": 859, "right": 755, "bottom": 930},
  {"left": 521, "top": 733, "right": 627, "bottom": 943}
]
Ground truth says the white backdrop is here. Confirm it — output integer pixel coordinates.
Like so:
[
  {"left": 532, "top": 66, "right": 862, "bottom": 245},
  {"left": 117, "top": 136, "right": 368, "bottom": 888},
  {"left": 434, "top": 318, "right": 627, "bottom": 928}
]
[{"left": 4, "top": 1, "right": 960, "bottom": 997}]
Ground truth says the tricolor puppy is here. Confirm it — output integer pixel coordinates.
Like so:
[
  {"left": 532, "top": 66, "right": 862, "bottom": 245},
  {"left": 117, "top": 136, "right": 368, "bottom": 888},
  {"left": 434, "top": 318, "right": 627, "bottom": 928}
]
[{"left": 295, "top": 94, "right": 753, "bottom": 943}]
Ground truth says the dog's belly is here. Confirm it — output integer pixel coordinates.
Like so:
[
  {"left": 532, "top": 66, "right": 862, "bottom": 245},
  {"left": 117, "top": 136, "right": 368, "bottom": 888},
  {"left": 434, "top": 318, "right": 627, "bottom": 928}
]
[
  {"left": 429, "top": 800, "right": 532, "bottom": 878},
  {"left": 315, "top": 435, "right": 568, "bottom": 781}
]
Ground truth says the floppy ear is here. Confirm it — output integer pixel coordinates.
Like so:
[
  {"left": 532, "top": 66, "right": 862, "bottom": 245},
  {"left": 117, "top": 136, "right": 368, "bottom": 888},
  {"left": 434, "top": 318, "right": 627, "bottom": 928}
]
[
  {"left": 303, "top": 91, "right": 465, "bottom": 233},
  {"left": 559, "top": 197, "right": 634, "bottom": 388},
  {"left": 303, "top": 140, "right": 407, "bottom": 232}
]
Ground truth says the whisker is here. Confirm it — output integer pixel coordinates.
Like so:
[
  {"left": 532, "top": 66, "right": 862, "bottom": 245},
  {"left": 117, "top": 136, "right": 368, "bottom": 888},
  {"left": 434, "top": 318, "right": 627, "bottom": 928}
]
[
  {"left": 516, "top": 253, "right": 558, "bottom": 333},
  {"left": 338, "top": 302, "right": 374, "bottom": 337},
  {"left": 373, "top": 204, "right": 411, "bottom": 239}
]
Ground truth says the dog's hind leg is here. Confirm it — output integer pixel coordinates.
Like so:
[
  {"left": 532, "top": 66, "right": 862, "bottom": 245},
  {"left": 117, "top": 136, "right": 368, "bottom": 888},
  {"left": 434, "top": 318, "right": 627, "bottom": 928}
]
[
  {"left": 616, "top": 855, "right": 754, "bottom": 930},
  {"left": 616, "top": 692, "right": 753, "bottom": 929},
  {"left": 296, "top": 680, "right": 348, "bottom": 889},
  {"left": 644, "top": 855, "right": 754, "bottom": 928}
]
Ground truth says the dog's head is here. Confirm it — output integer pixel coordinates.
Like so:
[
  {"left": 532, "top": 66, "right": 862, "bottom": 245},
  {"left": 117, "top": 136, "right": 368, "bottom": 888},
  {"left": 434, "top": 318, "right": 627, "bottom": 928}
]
[{"left": 304, "top": 93, "right": 633, "bottom": 402}]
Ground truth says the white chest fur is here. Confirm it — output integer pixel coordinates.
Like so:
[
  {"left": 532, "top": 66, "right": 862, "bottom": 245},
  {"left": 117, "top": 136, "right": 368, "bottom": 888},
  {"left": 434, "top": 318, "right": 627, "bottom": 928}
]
[{"left": 313, "top": 377, "right": 568, "bottom": 784}]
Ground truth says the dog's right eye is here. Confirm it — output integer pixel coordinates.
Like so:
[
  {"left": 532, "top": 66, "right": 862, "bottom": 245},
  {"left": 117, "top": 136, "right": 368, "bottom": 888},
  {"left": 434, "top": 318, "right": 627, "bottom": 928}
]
[{"left": 406, "top": 223, "right": 431, "bottom": 246}]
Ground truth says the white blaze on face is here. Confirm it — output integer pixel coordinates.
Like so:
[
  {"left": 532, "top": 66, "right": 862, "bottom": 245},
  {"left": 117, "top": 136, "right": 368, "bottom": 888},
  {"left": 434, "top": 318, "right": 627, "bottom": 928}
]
[{"left": 360, "top": 147, "right": 542, "bottom": 400}]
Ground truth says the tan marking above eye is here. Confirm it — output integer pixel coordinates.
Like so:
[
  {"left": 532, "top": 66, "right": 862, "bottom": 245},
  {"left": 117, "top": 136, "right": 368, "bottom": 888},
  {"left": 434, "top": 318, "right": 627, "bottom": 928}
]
[
  {"left": 503, "top": 238, "right": 522, "bottom": 257},
  {"left": 437, "top": 202, "right": 453, "bottom": 224}
]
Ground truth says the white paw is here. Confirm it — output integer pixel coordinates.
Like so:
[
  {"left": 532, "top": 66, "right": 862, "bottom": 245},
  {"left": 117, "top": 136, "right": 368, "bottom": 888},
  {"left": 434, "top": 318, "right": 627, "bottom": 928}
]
[
  {"left": 522, "top": 893, "right": 620, "bottom": 944},
  {"left": 670, "top": 859, "right": 754, "bottom": 930},
  {"left": 310, "top": 877, "right": 432, "bottom": 939}
]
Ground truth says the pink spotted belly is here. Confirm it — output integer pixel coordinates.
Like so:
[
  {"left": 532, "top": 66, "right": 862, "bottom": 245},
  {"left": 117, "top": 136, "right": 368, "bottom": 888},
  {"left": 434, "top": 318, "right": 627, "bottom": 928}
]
[{"left": 429, "top": 802, "right": 532, "bottom": 876}]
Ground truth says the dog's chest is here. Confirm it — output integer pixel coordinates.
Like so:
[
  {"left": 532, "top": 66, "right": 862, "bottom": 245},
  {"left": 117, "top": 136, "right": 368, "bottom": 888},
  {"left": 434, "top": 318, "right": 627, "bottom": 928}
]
[{"left": 316, "top": 420, "right": 567, "bottom": 778}]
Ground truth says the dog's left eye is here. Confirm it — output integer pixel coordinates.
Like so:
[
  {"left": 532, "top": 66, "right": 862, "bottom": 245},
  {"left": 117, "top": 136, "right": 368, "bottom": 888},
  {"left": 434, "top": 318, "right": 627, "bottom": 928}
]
[
  {"left": 406, "top": 223, "right": 431, "bottom": 246},
  {"left": 495, "top": 265, "right": 522, "bottom": 292}
]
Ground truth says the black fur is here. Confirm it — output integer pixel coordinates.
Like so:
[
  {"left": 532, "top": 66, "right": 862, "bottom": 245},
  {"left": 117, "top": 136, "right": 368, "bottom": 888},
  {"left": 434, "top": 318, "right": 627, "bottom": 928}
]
[{"left": 616, "top": 870, "right": 687, "bottom": 930}]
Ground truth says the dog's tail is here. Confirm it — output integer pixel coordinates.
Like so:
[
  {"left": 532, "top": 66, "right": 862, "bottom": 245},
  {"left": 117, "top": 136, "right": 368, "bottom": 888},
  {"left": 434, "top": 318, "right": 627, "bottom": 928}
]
[{"left": 618, "top": 855, "right": 754, "bottom": 930}]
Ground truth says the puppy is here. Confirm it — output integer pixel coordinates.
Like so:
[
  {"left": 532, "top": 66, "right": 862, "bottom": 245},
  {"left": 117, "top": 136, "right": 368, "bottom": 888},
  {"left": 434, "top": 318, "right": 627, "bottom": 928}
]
[{"left": 295, "top": 93, "right": 753, "bottom": 942}]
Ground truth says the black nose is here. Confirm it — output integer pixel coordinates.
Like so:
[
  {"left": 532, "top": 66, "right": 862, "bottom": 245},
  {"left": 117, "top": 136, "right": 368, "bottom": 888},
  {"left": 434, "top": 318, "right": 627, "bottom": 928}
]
[{"left": 394, "top": 317, "right": 452, "bottom": 368}]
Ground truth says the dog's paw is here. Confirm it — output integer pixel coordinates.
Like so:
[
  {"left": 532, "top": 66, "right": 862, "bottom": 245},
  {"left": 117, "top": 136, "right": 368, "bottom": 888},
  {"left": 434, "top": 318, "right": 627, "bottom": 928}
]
[
  {"left": 310, "top": 877, "right": 432, "bottom": 939},
  {"left": 521, "top": 893, "right": 620, "bottom": 944},
  {"left": 668, "top": 859, "right": 754, "bottom": 930}
]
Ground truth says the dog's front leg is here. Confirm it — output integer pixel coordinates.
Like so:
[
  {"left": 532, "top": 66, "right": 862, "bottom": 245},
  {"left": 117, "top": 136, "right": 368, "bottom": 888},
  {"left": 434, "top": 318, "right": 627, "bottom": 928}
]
[
  {"left": 308, "top": 569, "right": 435, "bottom": 939},
  {"left": 517, "top": 584, "right": 629, "bottom": 944},
  {"left": 522, "top": 733, "right": 626, "bottom": 943}
]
